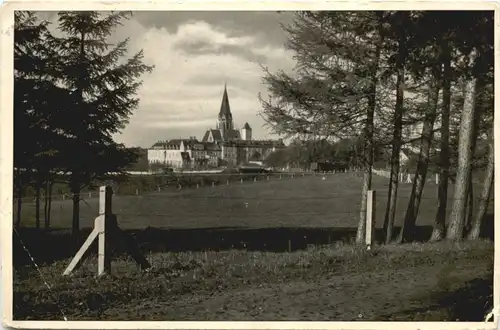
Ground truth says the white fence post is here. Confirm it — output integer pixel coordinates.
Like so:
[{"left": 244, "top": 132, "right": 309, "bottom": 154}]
[
  {"left": 63, "top": 185, "right": 150, "bottom": 277},
  {"left": 366, "top": 190, "right": 376, "bottom": 250},
  {"left": 98, "top": 186, "right": 112, "bottom": 275},
  {"left": 435, "top": 173, "right": 439, "bottom": 184},
  {"left": 63, "top": 185, "right": 112, "bottom": 276}
]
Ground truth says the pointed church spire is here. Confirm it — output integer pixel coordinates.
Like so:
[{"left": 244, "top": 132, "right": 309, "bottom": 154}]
[{"left": 219, "top": 83, "right": 232, "bottom": 119}]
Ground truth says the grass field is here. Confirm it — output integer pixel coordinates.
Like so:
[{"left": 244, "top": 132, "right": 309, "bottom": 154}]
[
  {"left": 16, "top": 171, "right": 493, "bottom": 230},
  {"left": 12, "top": 172, "right": 495, "bottom": 321}
]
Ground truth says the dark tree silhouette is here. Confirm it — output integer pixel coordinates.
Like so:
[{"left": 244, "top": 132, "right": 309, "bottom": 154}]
[{"left": 50, "top": 11, "right": 154, "bottom": 235}]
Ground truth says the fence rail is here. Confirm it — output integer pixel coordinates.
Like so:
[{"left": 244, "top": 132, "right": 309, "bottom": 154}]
[
  {"left": 13, "top": 167, "right": 489, "bottom": 203},
  {"left": 56, "top": 185, "right": 378, "bottom": 276},
  {"left": 372, "top": 168, "right": 441, "bottom": 184},
  {"left": 13, "top": 170, "right": 359, "bottom": 202}
]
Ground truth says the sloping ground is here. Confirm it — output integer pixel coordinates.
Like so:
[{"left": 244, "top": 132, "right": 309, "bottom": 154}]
[{"left": 14, "top": 240, "right": 493, "bottom": 321}]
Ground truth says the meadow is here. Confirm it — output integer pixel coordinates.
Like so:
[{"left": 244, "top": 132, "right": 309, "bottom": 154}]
[
  {"left": 12, "top": 172, "right": 494, "bottom": 321},
  {"left": 16, "top": 171, "right": 492, "bottom": 230}
]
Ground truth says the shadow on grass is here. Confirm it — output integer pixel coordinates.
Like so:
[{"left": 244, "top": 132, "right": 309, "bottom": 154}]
[
  {"left": 13, "top": 214, "right": 493, "bottom": 266},
  {"left": 376, "top": 276, "right": 494, "bottom": 321},
  {"left": 433, "top": 276, "right": 493, "bottom": 321}
]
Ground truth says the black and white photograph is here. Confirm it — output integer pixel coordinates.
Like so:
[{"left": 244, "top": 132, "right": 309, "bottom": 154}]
[{"left": 1, "top": 2, "right": 497, "bottom": 326}]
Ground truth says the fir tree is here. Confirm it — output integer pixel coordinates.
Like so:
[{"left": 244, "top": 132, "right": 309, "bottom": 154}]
[
  {"left": 14, "top": 11, "right": 67, "bottom": 229},
  {"left": 259, "top": 11, "right": 387, "bottom": 244},
  {"left": 50, "top": 11, "right": 153, "bottom": 235}
]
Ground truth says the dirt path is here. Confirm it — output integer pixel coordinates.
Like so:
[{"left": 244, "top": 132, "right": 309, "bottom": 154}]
[{"left": 98, "top": 255, "right": 491, "bottom": 321}]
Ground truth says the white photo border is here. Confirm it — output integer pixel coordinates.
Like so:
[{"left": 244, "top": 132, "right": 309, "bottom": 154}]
[{"left": 1, "top": 1, "right": 499, "bottom": 329}]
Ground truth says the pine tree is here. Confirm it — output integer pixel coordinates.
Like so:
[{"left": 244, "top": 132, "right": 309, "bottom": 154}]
[
  {"left": 14, "top": 11, "right": 66, "bottom": 229},
  {"left": 445, "top": 11, "right": 493, "bottom": 241},
  {"left": 259, "top": 11, "right": 388, "bottom": 245},
  {"left": 380, "top": 11, "right": 411, "bottom": 243},
  {"left": 50, "top": 12, "right": 153, "bottom": 235},
  {"left": 396, "top": 12, "right": 456, "bottom": 243},
  {"left": 446, "top": 50, "right": 478, "bottom": 240},
  {"left": 467, "top": 127, "right": 494, "bottom": 240},
  {"left": 430, "top": 30, "right": 453, "bottom": 241}
]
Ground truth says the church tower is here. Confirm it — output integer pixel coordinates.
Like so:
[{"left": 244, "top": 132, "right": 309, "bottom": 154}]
[
  {"left": 218, "top": 83, "right": 234, "bottom": 139},
  {"left": 241, "top": 122, "right": 252, "bottom": 141}
]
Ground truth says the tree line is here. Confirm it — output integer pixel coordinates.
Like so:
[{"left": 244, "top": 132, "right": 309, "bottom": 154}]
[
  {"left": 262, "top": 135, "right": 461, "bottom": 170},
  {"left": 259, "top": 11, "right": 494, "bottom": 243},
  {"left": 14, "top": 11, "right": 153, "bottom": 235}
]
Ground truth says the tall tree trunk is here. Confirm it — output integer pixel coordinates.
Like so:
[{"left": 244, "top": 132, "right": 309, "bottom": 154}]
[
  {"left": 383, "top": 26, "right": 406, "bottom": 244},
  {"left": 467, "top": 130, "right": 493, "bottom": 240},
  {"left": 44, "top": 179, "right": 51, "bottom": 229},
  {"left": 446, "top": 50, "right": 478, "bottom": 241},
  {"left": 397, "top": 80, "right": 440, "bottom": 243},
  {"left": 355, "top": 30, "right": 382, "bottom": 244},
  {"left": 70, "top": 30, "right": 86, "bottom": 239},
  {"left": 464, "top": 76, "right": 484, "bottom": 235},
  {"left": 46, "top": 180, "right": 53, "bottom": 229},
  {"left": 35, "top": 178, "right": 41, "bottom": 230},
  {"left": 430, "top": 43, "right": 452, "bottom": 241},
  {"left": 71, "top": 181, "right": 81, "bottom": 237},
  {"left": 464, "top": 177, "right": 474, "bottom": 233}
]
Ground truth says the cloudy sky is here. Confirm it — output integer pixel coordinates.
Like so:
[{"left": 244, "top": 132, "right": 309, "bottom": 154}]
[{"left": 40, "top": 11, "right": 297, "bottom": 148}]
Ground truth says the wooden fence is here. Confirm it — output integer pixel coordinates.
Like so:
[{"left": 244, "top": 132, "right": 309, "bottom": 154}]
[{"left": 62, "top": 184, "right": 377, "bottom": 276}]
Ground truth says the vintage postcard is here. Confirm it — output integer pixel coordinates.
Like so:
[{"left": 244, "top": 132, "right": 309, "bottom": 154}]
[{"left": 0, "top": 0, "right": 498, "bottom": 329}]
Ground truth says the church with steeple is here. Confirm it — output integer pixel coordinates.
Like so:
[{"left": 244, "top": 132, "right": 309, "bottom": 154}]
[
  {"left": 148, "top": 84, "right": 285, "bottom": 169},
  {"left": 201, "top": 83, "right": 252, "bottom": 144}
]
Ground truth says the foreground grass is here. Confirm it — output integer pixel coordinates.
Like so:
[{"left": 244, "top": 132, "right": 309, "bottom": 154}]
[{"left": 14, "top": 240, "right": 493, "bottom": 321}]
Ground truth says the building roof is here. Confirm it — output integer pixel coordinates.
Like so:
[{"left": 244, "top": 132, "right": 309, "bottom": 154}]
[
  {"left": 222, "top": 139, "right": 285, "bottom": 148},
  {"left": 218, "top": 83, "right": 232, "bottom": 120},
  {"left": 202, "top": 129, "right": 222, "bottom": 142},
  {"left": 150, "top": 141, "right": 167, "bottom": 149},
  {"left": 201, "top": 129, "right": 240, "bottom": 142},
  {"left": 191, "top": 142, "right": 222, "bottom": 151},
  {"left": 243, "top": 122, "right": 251, "bottom": 130},
  {"left": 166, "top": 139, "right": 183, "bottom": 146},
  {"left": 150, "top": 139, "right": 200, "bottom": 150},
  {"left": 169, "top": 139, "right": 198, "bottom": 146},
  {"left": 227, "top": 130, "right": 241, "bottom": 140},
  {"left": 204, "top": 142, "right": 222, "bottom": 151},
  {"left": 192, "top": 143, "right": 205, "bottom": 150}
]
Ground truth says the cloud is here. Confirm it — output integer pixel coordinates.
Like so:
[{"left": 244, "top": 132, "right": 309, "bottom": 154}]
[
  {"left": 133, "top": 11, "right": 294, "bottom": 46},
  {"left": 173, "top": 20, "right": 256, "bottom": 49},
  {"left": 34, "top": 12, "right": 296, "bottom": 148}
]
